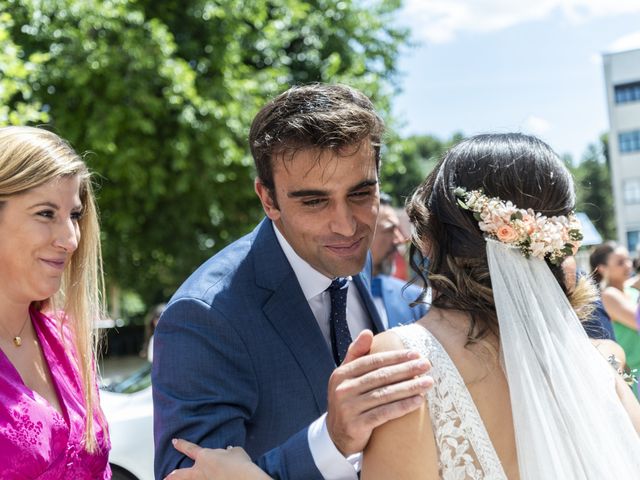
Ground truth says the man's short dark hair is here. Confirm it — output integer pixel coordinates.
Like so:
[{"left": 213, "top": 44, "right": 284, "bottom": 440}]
[{"left": 249, "top": 83, "right": 385, "bottom": 191}]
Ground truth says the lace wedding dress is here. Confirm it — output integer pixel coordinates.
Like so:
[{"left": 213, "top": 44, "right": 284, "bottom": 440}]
[
  {"left": 390, "top": 241, "right": 640, "bottom": 479},
  {"left": 394, "top": 323, "right": 507, "bottom": 480}
]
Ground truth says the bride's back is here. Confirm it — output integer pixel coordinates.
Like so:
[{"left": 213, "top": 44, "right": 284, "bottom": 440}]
[
  {"left": 362, "top": 309, "right": 520, "bottom": 480},
  {"left": 422, "top": 309, "right": 519, "bottom": 479}
]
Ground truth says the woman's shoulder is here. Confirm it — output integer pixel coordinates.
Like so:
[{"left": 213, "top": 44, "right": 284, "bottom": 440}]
[
  {"left": 35, "top": 309, "right": 75, "bottom": 341},
  {"left": 372, "top": 323, "right": 434, "bottom": 356},
  {"left": 33, "top": 309, "right": 80, "bottom": 368},
  {"left": 370, "top": 329, "right": 407, "bottom": 354},
  {"left": 602, "top": 285, "right": 636, "bottom": 300}
]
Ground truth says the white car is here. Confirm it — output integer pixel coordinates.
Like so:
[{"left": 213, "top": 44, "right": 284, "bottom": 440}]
[{"left": 101, "top": 364, "right": 154, "bottom": 480}]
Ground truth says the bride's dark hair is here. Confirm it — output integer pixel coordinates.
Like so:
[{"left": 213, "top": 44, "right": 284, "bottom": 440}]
[{"left": 407, "top": 133, "right": 596, "bottom": 344}]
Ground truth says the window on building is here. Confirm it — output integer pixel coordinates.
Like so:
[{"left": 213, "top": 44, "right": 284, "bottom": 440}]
[
  {"left": 619, "top": 130, "right": 640, "bottom": 153},
  {"left": 615, "top": 81, "right": 640, "bottom": 104},
  {"left": 627, "top": 230, "right": 639, "bottom": 256},
  {"left": 624, "top": 179, "right": 640, "bottom": 204}
]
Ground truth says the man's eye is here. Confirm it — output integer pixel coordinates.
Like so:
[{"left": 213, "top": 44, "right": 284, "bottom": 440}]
[
  {"left": 302, "top": 199, "right": 326, "bottom": 207},
  {"left": 350, "top": 190, "right": 372, "bottom": 199}
]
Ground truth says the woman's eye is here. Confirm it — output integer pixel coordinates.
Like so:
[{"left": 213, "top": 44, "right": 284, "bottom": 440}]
[
  {"left": 37, "top": 210, "right": 55, "bottom": 219},
  {"left": 71, "top": 211, "right": 83, "bottom": 221}
]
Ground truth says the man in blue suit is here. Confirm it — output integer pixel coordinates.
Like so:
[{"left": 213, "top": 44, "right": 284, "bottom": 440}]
[
  {"left": 369, "top": 195, "right": 428, "bottom": 328},
  {"left": 153, "top": 84, "right": 432, "bottom": 479}
]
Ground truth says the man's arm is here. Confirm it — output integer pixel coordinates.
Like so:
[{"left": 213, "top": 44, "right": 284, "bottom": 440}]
[
  {"left": 153, "top": 298, "right": 255, "bottom": 477},
  {"left": 153, "top": 300, "right": 432, "bottom": 479},
  {"left": 152, "top": 298, "right": 324, "bottom": 480}
]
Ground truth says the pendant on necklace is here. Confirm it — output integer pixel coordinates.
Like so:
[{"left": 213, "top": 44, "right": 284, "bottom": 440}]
[{"left": 13, "top": 336, "right": 22, "bottom": 347}]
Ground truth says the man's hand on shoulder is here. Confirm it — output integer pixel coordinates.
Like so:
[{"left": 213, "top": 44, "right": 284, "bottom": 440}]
[{"left": 325, "top": 330, "right": 433, "bottom": 456}]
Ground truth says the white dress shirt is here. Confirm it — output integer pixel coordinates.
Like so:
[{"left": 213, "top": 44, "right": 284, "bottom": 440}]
[{"left": 273, "top": 224, "right": 367, "bottom": 479}]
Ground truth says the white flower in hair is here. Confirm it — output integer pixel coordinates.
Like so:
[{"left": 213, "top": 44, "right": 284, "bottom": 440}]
[{"left": 454, "top": 187, "right": 583, "bottom": 265}]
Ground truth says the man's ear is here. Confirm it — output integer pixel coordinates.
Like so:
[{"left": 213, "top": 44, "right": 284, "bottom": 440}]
[{"left": 255, "top": 178, "right": 280, "bottom": 221}]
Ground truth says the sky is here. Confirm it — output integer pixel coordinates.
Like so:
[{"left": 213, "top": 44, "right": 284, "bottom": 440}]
[{"left": 393, "top": 0, "right": 640, "bottom": 162}]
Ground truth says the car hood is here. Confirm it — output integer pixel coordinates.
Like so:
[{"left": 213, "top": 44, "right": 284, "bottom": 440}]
[{"left": 100, "top": 387, "right": 153, "bottom": 422}]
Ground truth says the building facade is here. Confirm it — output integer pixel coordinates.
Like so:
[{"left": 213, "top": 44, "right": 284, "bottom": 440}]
[{"left": 603, "top": 47, "right": 640, "bottom": 253}]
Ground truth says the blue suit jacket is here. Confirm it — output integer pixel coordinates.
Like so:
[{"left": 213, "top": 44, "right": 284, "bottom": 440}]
[
  {"left": 374, "top": 274, "right": 428, "bottom": 328},
  {"left": 152, "top": 218, "right": 384, "bottom": 479}
]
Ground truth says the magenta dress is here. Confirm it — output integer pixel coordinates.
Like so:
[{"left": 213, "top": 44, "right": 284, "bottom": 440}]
[{"left": 0, "top": 308, "right": 111, "bottom": 479}]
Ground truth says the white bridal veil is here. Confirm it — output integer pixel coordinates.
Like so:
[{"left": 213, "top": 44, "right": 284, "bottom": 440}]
[{"left": 487, "top": 239, "right": 640, "bottom": 479}]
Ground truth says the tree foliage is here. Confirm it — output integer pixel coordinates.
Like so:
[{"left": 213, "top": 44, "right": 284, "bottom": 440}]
[
  {"left": 380, "top": 132, "right": 463, "bottom": 204},
  {"left": 0, "top": 11, "right": 49, "bottom": 124},
  {"left": 569, "top": 134, "right": 616, "bottom": 241},
  {"left": 0, "top": 0, "right": 408, "bottom": 310}
]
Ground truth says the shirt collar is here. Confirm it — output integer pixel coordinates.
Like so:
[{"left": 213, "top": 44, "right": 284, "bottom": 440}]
[{"left": 272, "top": 223, "right": 350, "bottom": 300}]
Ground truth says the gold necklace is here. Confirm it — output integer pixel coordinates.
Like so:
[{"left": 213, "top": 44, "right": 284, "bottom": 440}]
[{"left": 2, "top": 314, "right": 31, "bottom": 347}]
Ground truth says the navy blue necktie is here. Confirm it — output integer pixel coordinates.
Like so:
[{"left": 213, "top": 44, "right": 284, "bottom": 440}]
[{"left": 327, "top": 278, "right": 352, "bottom": 365}]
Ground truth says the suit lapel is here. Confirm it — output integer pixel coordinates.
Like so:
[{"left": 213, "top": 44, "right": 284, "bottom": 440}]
[
  {"left": 262, "top": 280, "right": 334, "bottom": 412},
  {"left": 252, "top": 219, "right": 335, "bottom": 412},
  {"left": 355, "top": 252, "right": 385, "bottom": 333},
  {"left": 353, "top": 275, "right": 385, "bottom": 334}
]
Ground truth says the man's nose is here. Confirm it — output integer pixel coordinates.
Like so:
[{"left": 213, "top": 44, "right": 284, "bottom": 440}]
[
  {"left": 330, "top": 202, "right": 357, "bottom": 237},
  {"left": 392, "top": 226, "right": 406, "bottom": 246}
]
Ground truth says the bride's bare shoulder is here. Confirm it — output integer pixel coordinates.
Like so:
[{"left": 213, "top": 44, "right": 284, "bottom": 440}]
[
  {"left": 370, "top": 328, "right": 409, "bottom": 354},
  {"left": 371, "top": 308, "right": 452, "bottom": 355}
]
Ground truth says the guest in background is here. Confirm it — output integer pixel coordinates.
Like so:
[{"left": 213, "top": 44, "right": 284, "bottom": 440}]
[
  {"left": 370, "top": 193, "right": 427, "bottom": 328},
  {"left": 0, "top": 126, "right": 110, "bottom": 478},
  {"left": 562, "top": 255, "right": 625, "bottom": 367},
  {"left": 590, "top": 242, "right": 640, "bottom": 392},
  {"left": 562, "top": 255, "right": 616, "bottom": 340}
]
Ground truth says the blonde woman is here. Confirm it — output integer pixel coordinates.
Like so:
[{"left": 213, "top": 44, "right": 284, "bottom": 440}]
[{"left": 0, "top": 126, "right": 110, "bottom": 477}]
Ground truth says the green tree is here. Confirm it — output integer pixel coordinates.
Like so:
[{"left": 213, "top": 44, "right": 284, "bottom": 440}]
[
  {"left": 1, "top": 0, "right": 408, "bottom": 314},
  {"left": 571, "top": 134, "right": 616, "bottom": 240},
  {"left": 0, "top": 11, "right": 48, "bottom": 125}
]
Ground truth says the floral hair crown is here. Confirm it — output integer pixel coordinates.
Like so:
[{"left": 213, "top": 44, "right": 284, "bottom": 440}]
[{"left": 454, "top": 187, "right": 583, "bottom": 265}]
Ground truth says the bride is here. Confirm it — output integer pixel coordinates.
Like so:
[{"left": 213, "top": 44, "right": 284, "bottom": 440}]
[
  {"left": 362, "top": 132, "right": 640, "bottom": 479},
  {"left": 166, "top": 133, "right": 640, "bottom": 479}
]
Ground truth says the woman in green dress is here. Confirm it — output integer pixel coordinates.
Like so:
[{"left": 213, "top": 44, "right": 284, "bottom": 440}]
[{"left": 590, "top": 242, "right": 640, "bottom": 394}]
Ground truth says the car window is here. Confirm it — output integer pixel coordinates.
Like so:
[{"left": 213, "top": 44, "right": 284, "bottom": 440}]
[{"left": 103, "top": 363, "right": 152, "bottom": 394}]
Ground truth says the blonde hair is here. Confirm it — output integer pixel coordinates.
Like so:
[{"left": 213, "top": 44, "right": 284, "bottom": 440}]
[{"left": 0, "top": 126, "right": 105, "bottom": 452}]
